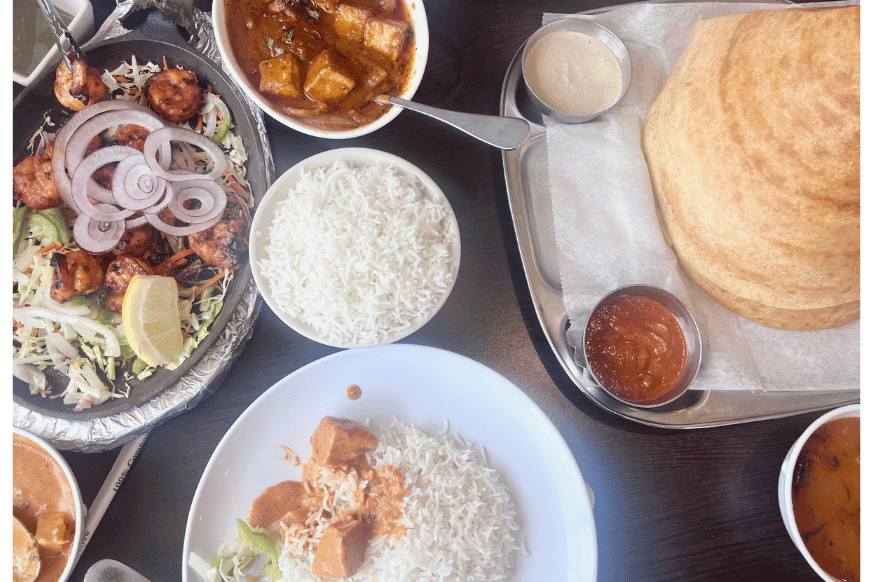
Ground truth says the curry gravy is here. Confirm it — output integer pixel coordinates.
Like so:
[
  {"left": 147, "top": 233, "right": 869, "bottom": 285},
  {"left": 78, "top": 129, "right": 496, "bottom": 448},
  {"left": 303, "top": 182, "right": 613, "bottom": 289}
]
[
  {"left": 12, "top": 433, "right": 77, "bottom": 582},
  {"left": 792, "top": 416, "right": 860, "bottom": 582},
  {"left": 249, "top": 417, "right": 407, "bottom": 578},
  {"left": 224, "top": 0, "right": 415, "bottom": 130}
]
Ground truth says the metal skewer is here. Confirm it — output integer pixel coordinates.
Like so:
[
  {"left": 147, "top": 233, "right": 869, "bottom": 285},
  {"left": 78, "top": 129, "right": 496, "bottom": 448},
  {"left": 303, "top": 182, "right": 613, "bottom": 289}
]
[{"left": 35, "top": 0, "right": 87, "bottom": 69}]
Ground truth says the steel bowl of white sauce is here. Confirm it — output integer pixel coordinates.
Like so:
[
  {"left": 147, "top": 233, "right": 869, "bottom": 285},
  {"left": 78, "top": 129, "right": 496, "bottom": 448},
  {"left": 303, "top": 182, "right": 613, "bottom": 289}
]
[{"left": 522, "top": 18, "right": 632, "bottom": 123}]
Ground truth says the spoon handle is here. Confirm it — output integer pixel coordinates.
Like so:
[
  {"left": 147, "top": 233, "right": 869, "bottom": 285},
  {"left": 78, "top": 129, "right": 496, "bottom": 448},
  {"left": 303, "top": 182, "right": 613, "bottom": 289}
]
[{"left": 377, "top": 95, "right": 530, "bottom": 150}]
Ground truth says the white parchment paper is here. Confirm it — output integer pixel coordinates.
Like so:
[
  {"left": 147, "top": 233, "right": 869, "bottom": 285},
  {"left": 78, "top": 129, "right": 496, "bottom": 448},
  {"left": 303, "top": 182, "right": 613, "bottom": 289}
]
[{"left": 544, "top": 2, "right": 859, "bottom": 392}]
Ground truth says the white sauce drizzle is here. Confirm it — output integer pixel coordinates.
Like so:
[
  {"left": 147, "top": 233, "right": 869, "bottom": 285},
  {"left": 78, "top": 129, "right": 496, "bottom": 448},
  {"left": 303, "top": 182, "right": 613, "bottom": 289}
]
[{"left": 524, "top": 30, "right": 622, "bottom": 116}]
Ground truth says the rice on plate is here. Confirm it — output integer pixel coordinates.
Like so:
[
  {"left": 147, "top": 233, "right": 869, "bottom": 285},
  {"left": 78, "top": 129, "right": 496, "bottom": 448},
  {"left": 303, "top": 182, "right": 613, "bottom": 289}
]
[
  {"left": 249, "top": 148, "right": 461, "bottom": 348},
  {"left": 196, "top": 417, "right": 521, "bottom": 582}
]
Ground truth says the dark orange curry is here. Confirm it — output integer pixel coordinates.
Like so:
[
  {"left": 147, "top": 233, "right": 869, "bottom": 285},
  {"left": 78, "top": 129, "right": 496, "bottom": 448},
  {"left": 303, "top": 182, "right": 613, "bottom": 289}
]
[
  {"left": 792, "top": 416, "right": 860, "bottom": 582},
  {"left": 224, "top": 0, "right": 416, "bottom": 130},
  {"left": 249, "top": 417, "right": 406, "bottom": 579}
]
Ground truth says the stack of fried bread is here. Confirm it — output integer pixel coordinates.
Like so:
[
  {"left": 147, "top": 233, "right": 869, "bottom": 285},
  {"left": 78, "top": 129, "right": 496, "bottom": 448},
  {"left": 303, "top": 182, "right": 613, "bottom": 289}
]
[{"left": 643, "top": 6, "right": 860, "bottom": 331}]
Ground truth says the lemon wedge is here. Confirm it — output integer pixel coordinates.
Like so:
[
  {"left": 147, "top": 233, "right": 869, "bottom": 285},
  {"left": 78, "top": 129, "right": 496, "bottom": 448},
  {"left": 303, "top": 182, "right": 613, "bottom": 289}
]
[{"left": 122, "top": 275, "right": 184, "bottom": 367}]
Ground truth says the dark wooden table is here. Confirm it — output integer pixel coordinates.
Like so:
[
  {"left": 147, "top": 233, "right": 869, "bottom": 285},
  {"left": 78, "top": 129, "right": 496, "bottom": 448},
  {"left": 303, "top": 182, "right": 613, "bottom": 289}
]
[{"left": 22, "top": 0, "right": 834, "bottom": 580}]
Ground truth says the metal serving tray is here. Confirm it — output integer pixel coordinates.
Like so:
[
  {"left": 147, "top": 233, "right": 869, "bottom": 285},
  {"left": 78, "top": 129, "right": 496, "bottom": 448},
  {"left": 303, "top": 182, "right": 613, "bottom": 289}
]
[{"left": 499, "top": 17, "right": 859, "bottom": 428}]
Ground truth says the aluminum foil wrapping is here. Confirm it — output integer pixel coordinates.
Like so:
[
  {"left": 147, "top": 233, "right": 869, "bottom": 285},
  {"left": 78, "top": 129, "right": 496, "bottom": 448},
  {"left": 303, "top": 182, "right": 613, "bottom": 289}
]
[{"left": 12, "top": 1, "right": 274, "bottom": 452}]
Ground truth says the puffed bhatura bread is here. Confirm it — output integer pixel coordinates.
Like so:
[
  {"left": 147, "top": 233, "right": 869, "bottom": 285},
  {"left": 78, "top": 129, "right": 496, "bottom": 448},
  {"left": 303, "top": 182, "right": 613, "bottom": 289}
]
[{"left": 642, "top": 7, "right": 860, "bottom": 330}]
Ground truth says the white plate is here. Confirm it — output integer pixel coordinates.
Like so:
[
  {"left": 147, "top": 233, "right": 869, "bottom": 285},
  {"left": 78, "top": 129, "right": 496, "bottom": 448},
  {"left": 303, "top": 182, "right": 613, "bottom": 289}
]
[
  {"left": 183, "top": 344, "right": 597, "bottom": 581},
  {"left": 248, "top": 148, "right": 462, "bottom": 349}
]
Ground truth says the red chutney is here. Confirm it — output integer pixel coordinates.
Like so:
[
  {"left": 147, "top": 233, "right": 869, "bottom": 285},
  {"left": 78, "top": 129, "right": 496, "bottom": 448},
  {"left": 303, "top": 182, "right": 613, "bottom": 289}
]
[
  {"left": 584, "top": 294, "right": 687, "bottom": 403},
  {"left": 792, "top": 416, "right": 860, "bottom": 582}
]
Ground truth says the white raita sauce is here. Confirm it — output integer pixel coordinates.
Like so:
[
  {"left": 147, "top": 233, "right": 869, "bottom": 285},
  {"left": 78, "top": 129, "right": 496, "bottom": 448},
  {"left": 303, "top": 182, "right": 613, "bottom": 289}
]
[{"left": 524, "top": 30, "right": 622, "bottom": 116}]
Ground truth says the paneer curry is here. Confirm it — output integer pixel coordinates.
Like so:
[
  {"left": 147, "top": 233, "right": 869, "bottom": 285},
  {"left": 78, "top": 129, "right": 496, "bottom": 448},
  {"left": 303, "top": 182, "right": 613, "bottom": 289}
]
[
  {"left": 225, "top": 0, "right": 416, "bottom": 130},
  {"left": 249, "top": 417, "right": 406, "bottom": 579}
]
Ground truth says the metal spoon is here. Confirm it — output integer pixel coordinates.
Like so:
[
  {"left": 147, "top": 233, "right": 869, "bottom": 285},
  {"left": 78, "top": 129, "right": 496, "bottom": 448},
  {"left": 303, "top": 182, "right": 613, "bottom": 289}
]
[
  {"left": 84, "top": 559, "right": 152, "bottom": 582},
  {"left": 374, "top": 95, "right": 530, "bottom": 150}
]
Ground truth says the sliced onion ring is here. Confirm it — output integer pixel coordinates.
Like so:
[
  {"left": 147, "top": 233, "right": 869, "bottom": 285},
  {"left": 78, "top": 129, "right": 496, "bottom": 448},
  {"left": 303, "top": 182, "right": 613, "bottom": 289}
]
[
  {"left": 144, "top": 208, "right": 222, "bottom": 237},
  {"left": 51, "top": 100, "right": 167, "bottom": 211},
  {"left": 67, "top": 109, "right": 170, "bottom": 204},
  {"left": 71, "top": 146, "right": 139, "bottom": 222},
  {"left": 113, "top": 153, "right": 171, "bottom": 210},
  {"left": 168, "top": 179, "right": 227, "bottom": 224},
  {"left": 72, "top": 204, "right": 126, "bottom": 254},
  {"left": 143, "top": 126, "right": 227, "bottom": 182}
]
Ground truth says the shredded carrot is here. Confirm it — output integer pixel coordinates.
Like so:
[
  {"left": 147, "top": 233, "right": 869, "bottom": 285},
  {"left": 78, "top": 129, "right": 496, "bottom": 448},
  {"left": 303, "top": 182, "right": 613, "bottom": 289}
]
[
  {"left": 114, "top": 74, "right": 128, "bottom": 83},
  {"left": 163, "top": 56, "right": 169, "bottom": 70},
  {"left": 37, "top": 242, "right": 63, "bottom": 255},
  {"left": 223, "top": 170, "right": 250, "bottom": 199},
  {"left": 195, "top": 115, "right": 203, "bottom": 132},
  {"left": 192, "top": 266, "right": 238, "bottom": 300},
  {"left": 154, "top": 248, "right": 195, "bottom": 275}
]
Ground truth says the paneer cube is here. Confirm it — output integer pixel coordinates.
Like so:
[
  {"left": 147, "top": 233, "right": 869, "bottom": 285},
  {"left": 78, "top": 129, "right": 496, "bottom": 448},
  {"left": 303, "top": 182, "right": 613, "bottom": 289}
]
[
  {"left": 259, "top": 54, "right": 303, "bottom": 98},
  {"left": 310, "top": 417, "right": 377, "bottom": 467},
  {"left": 34, "top": 512, "right": 70, "bottom": 550},
  {"left": 311, "top": 517, "right": 368, "bottom": 579},
  {"left": 363, "top": 17, "right": 410, "bottom": 61},
  {"left": 304, "top": 51, "right": 356, "bottom": 104},
  {"left": 362, "top": 62, "right": 388, "bottom": 89},
  {"left": 334, "top": 4, "right": 372, "bottom": 42}
]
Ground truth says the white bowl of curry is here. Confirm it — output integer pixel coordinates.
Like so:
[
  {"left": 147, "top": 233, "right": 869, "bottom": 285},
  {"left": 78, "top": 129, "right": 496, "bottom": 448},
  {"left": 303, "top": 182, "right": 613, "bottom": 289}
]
[
  {"left": 12, "top": 428, "right": 85, "bottom": 582},
  {"left": 213, "top": 0, "right": 428, "bottom": 138}
]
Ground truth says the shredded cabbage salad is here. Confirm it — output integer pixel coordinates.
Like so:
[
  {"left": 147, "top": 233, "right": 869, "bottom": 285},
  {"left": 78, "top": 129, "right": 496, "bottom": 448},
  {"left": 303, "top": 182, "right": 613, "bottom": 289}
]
[
  {"left": 189, "top": 519, "right": 281, "bottom": 582},
  {"left": 12, "top": 57, "right": 254, "bottom": 410}
]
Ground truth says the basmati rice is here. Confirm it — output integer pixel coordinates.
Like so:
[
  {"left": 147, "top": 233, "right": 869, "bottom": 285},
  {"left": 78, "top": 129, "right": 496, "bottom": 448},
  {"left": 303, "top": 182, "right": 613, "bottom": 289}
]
[
  {"left": 260, "top": 161, "right": 458, "bottom": 346},
  {"left": 278, "top": 419, "right": 521, "bottom": 582}
]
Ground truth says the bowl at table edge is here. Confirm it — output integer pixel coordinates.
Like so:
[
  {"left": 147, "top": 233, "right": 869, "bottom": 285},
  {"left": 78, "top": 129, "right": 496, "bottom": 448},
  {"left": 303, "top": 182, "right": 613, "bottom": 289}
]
[
  {"left": 581, "top": 284, "right": 702, "bottom": 408},
  {"left": 777, "top": 404, "right": 861, "bottom": 582},
  {"left": 211, "top": 0, "right": 429, "bottom": 139},
  {"left": 12, "top": 427, "right": 85, "bottom": 582},
  {"left": 248, "top": 148, "right": 461, "bottom": 348}
]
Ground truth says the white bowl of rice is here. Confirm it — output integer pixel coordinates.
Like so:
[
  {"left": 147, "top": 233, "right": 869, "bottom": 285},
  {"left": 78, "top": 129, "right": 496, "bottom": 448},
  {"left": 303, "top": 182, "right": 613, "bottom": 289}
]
[{"left": 250, "top": 148, "right": 461, "bottom": 348}]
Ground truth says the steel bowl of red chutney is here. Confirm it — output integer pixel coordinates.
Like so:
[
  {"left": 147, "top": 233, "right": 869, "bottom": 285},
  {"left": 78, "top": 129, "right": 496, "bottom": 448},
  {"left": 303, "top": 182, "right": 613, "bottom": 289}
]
[{"left": 582, "top": 284, "right": 702, "bottom": 407}]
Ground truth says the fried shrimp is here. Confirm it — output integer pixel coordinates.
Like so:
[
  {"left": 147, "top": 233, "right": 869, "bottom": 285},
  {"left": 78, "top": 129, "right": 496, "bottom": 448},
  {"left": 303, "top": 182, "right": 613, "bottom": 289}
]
[
  {"left": 50, "top": 250, "right": 105, "bottom": 303},
  {"left": 116, "top": 124, "right": 151, "bottom": 151},
  {"left": 13, "top": 151, "right": 62, "bottom": 210},
  {"left": 111, "top": 223, "right": 160, "bottom": 258},
  {"left": 146, "top": 68, "right": 203, "bottom": 123},
  {"left": 54, "top": 55, "right": 107, "bottom": 111},
  {"left": 188, "top": 208, "right": 247, "bottom": 268},
  {"left": 99, "top": 255, "right": 155, "bottom": 312}
]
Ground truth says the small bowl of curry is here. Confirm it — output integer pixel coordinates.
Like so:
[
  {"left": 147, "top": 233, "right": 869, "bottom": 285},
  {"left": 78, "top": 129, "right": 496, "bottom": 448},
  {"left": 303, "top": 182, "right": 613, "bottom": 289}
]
[
  {"left": 778, "top": 404, "right": 861, "bottom": 582},
  {"left": 582, "top": 284, "right": 701, "bottom": 408},
  {"left": 213, "top": 0, "right": 428, "bottom": 138},
  {"left": 12, "top": 428, "right": 84, "bottom": 582}
]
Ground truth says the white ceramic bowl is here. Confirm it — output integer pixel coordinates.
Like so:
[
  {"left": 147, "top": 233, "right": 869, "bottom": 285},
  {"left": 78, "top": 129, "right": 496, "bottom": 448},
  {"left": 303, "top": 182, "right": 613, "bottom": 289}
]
[
  {"left": 249, "top": 148, "right": 461, "bottom": 348},
  {"left": 777, "top": 404, "right": 861, "bottom": 582},
  {"left": 13, "top": 0, "right": 95, "bottom": 87},
  {"left": 212, "top": 0, "right": 429, "bottom": 139},
  {"left": 12, "top": 427, "right": 85, "bottom": 582}
]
